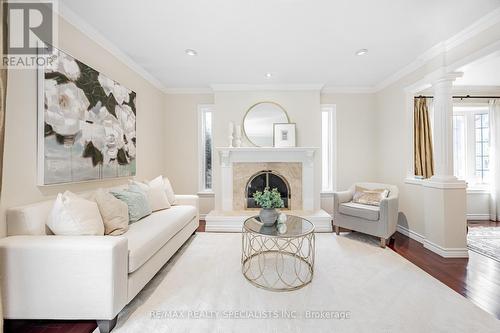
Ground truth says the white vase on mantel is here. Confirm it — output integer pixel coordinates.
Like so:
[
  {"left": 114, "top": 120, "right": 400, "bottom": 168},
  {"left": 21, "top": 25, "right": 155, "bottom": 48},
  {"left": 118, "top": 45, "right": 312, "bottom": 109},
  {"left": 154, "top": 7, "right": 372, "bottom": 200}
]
[
  {"left": 234, "top": 125, "right": 242, "bottom": 147},
  {"left": 228, "top": 122, "right": 234, "bottom": 148}
]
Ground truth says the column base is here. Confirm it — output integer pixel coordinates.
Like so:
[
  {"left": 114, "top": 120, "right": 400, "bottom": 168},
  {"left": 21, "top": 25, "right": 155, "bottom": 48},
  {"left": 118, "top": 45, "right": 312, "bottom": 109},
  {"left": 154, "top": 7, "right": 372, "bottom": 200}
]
[{"left": 422, "top": 181, "right": 468, "bottom": 258}]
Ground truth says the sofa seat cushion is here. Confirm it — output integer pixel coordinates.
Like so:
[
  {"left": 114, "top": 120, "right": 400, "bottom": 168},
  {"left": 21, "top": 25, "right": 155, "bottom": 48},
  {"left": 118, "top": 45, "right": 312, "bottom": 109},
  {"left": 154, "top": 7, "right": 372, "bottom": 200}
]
[
  {"left": 125, "top": 205, "right": 196, "bottom": 273},
  {"left": 339, "top": 202, "right": 380, "bottom": 221}
]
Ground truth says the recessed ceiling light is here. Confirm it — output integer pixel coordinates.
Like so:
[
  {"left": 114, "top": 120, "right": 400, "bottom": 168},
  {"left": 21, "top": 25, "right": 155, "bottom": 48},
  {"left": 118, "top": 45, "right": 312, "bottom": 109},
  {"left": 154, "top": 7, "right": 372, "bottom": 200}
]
[
  {"left": 265, "top": 72, "right": 273, "bottom": 78},
  {"left": 185, "top": 49, "right": 198, "bottom": 56},
  {"left": 355, "top": 49, "right": 368, "bottom": 56}
]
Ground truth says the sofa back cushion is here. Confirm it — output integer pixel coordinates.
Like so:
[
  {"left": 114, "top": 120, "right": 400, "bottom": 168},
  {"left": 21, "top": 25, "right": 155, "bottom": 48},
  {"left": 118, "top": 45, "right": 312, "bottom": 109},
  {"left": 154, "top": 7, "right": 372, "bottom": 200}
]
[
  {"left": 47, "top": 191, "right": 105, "bottom": 236},
  {"left": 93, "top": 189, "right": 129, "bottom": 235},
  {"left": 130, "top": 176, "right": 171, "bottom": 212},
  {"left": 163, "top": 177, "right": 176, "bottom": 205},
  {"left": 111, "top": 187, "right": 152, "bottom": 223}
]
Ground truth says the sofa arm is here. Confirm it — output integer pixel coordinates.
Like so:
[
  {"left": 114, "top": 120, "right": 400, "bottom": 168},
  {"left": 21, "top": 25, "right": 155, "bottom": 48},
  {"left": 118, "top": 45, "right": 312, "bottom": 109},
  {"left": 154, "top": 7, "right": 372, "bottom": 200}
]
[
  {"left": 380, "top": 196, "right": 399, "bottom": 238},
  {"left": 0, "top": 235, "right": 128, "bottom": 320},
  {"left": 333, "top": 190, "right": 353, "bottom": 212},
  {"left": 174, "top": 194, "right": 199, "bottom": 222},
  {"left": 174, "top": 195, "right": 199, "bottom": 209}
]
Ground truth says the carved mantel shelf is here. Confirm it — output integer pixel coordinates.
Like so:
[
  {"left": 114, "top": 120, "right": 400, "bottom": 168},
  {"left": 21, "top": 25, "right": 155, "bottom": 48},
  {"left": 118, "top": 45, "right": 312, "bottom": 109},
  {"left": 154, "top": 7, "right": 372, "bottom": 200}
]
[{"left": 216, "top": 147, "right": 318, "bottom": 168}]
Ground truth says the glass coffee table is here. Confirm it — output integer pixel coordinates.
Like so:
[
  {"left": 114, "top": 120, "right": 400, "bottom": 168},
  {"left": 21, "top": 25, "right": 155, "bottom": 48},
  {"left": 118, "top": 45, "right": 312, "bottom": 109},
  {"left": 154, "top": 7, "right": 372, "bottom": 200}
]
[{"left": 241, "top": 214, "right": 315, "bottom": 292}]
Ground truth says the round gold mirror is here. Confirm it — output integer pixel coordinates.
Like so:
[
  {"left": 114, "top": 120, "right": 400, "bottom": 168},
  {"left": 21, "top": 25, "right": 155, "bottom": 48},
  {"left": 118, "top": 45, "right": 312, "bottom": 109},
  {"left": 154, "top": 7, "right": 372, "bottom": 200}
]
[{"left": 243, "top": 102, "right": 289, "bottom": 147}]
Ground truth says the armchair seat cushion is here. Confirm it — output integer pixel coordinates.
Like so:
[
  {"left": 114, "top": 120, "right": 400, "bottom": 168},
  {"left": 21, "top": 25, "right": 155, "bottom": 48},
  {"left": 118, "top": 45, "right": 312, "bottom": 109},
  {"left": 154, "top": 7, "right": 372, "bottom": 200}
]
[{"left": 339, "top": 202, "right": 380, "bottom": 221}]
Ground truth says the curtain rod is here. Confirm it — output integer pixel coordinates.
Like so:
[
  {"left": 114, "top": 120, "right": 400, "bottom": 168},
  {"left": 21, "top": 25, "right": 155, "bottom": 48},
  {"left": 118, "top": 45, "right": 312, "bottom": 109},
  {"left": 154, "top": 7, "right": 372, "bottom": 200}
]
[{"left": 415, "top": 95, "right": 500, "bottom": 99}]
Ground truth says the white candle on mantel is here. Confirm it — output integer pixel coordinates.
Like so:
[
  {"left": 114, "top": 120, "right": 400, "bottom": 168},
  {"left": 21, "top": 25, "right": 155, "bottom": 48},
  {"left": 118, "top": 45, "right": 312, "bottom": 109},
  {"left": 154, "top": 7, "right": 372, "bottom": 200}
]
[
  {"left": 235, "top": 125, "right": 241, "bottom": 137},
  {"left": 228, "top": 122, "right": 234, "bottom": 136}
]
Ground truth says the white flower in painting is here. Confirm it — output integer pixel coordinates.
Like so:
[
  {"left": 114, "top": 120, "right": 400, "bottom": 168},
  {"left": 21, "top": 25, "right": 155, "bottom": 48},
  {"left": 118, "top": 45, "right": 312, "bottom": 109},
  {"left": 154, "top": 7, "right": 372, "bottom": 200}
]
[
  {"left": 115, "top": 104, "right": 135, "bottom": 134},
  {"left": 105, "top": 133, "right": 119, "bottom": 161},
  {"left": 103, "top": 124, "right": 126, "bottom": 163},
  {"left": 113, "top": 84, "right": 130, "bottom": 105},
  {"left": 58, "top": 52, "right": 81, "bottom": 81},
  {"left": 98, "top": 73, "right": 115, "bottom": 97},
  {"left": 45, "top": 81, "right": 89, "bottom": 136},
  {"left": 80, "top": 121, "right": 106, "bottom": 150}
]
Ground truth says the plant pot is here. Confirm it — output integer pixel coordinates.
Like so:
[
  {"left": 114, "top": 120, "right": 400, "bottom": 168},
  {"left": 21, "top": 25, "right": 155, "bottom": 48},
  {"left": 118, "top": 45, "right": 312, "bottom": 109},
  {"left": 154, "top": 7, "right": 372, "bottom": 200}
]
[{"left": 259, "top": 208, "right": 279, "bottom": 226}]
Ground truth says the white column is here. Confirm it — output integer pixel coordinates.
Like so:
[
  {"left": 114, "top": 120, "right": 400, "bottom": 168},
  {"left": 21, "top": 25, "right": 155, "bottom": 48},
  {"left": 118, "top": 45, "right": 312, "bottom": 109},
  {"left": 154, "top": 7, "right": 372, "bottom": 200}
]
[
  {"left": 422, "top": 72, "right": 468, "bottom": 258},
  {"left": 430, "top": 72, "right": 462, "bottom": 182}
]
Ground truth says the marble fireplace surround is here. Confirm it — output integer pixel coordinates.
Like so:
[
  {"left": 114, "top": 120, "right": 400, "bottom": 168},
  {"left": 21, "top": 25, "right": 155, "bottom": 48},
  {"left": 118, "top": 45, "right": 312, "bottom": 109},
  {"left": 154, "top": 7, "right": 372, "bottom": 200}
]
[
  {"left": 233, "top": 162, "right": 302, "bottom": 210},
  {"left": 217, "top": 147, "right": 316, "bottom": 211}
]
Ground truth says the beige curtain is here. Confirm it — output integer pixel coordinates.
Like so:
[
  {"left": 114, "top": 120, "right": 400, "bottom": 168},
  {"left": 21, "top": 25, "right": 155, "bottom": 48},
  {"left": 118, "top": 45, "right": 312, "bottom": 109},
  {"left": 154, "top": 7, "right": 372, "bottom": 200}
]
[
  {"left": 414, "top": 98, "right": 434, "bottom": 178},
  {"left": 0, "top": 0, "right": 6, "bottom": 331}
]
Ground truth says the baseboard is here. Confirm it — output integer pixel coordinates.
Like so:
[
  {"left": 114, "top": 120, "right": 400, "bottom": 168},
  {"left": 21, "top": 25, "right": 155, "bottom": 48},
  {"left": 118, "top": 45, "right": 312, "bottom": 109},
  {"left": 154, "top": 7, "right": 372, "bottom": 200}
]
[
  {"left": 397, "top": 225, "right": 468, "bottom": 258},
  {"left": 423, "top": 240, "right": 469, "bottom": 258},
  {"left": 396, "top": 225, "right": 426, "bottom": 244},
  {"left": 467, "top": 214, "right": 491, "bottom": 221}
]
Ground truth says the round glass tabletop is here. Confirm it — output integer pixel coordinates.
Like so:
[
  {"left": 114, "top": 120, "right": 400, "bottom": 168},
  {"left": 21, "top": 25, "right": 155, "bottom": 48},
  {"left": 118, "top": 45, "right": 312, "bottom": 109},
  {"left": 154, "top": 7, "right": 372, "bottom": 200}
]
[{"left": 243, "top": 214, "right": 314, "bottom": 237}]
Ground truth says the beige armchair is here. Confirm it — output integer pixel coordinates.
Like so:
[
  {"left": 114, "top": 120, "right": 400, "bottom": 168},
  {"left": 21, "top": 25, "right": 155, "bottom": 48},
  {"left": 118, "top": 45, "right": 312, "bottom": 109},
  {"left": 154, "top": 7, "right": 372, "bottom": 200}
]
[{"left": 333, "top": 183, "right": 399, "bottom": 248}]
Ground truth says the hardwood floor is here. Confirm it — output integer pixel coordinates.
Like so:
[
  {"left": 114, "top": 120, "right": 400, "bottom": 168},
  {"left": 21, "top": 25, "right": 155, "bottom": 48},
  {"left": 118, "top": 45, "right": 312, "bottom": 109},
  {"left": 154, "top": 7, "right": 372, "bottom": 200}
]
[
  {"left": 5, "top": 220, "right": 500, "bottom": 332},
  {"left": 389, "top": 230, "right": 500, "bottom": 320}
]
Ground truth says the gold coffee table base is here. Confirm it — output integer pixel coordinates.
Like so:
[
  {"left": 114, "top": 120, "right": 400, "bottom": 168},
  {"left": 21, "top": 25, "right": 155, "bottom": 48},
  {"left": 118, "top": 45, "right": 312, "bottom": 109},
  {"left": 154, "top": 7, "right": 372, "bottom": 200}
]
[{"left": 241, "top": 228, "right": 315, "bottom": 292}]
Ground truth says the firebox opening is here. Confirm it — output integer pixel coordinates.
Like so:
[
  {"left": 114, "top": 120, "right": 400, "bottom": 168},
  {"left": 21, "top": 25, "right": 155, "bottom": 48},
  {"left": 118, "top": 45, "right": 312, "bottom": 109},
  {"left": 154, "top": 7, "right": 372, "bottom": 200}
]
[{"left": 245, "top": 170, "right": 290, "bottom": 209}]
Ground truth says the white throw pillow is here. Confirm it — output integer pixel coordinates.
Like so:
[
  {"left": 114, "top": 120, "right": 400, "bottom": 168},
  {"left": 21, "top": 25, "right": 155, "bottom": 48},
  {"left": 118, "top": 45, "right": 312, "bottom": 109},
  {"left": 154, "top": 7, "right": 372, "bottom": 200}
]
[
  {"left": 47, "top": 191, "right": 104, "bottom": 236},
  {"left": 130, "top": 176, "right": 171, "bottom": 212},
  {"left": 162, "top": 176, "right": 176, "bottom": 205},
  {"left": 93, "top": 189, "right": 129, "bottom": 235}
]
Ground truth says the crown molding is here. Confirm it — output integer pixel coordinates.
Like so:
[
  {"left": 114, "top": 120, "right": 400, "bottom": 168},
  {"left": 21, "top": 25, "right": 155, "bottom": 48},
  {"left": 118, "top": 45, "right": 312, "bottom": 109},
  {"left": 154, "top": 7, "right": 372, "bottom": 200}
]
[
  {"left": 56, "top": 3, "right": 167, "bottom": 93},
  {"left": 163, "top": 88, "right": 214, "bottom": 95},
  {"left": 210, "top": 84, "right": 324, "bottom": 92},
  {"left": 374, "top": 7, "right": 500, "bottom": 93},
  {"left": 452, "top": 85, "right": 500, "bottom": 94},
  {"left": 321, "top": 86, "right": 376, "bottom": 94}
]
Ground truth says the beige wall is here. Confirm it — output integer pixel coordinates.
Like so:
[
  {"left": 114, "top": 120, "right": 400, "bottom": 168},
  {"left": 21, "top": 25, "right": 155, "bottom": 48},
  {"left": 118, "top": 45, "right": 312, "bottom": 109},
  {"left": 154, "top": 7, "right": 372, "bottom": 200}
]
[
  {"left": 164, "top": 93, "right": 214, "bottom": 217},
  {"left": 320, "top": 93, "right": 378, "bottom": 190},
  {"left": 0, "top": 15, "right": 166, "bottom": 236}
]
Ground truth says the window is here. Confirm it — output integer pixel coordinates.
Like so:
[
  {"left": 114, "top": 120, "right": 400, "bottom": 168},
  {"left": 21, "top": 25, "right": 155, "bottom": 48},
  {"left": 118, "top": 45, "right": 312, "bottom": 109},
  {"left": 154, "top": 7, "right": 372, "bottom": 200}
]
[
  {"left": 198, "top": 105, "right": 214, "bottom": 192},
  {"left": 452, "top": 106, "right": 490, "bottom": 187},
  {"left": 321, "top": 105, "right": 336, "bottom": 192}
]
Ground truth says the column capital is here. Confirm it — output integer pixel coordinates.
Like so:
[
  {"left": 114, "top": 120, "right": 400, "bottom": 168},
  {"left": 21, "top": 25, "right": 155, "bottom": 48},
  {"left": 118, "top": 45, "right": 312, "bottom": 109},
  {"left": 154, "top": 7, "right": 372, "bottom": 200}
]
[{"left": 432, "top": 72, "right": 463, "bottom": 86}]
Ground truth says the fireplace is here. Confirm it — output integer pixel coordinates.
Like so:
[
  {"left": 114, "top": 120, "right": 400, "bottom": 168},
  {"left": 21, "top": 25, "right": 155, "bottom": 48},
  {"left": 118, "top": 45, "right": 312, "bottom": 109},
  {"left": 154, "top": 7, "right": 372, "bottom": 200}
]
[
  {"left": 246, "top": 170, "right": 290, "bottom": 209},
  {"left": 232, "top": 162, "right": 302, "bottom": 210}
]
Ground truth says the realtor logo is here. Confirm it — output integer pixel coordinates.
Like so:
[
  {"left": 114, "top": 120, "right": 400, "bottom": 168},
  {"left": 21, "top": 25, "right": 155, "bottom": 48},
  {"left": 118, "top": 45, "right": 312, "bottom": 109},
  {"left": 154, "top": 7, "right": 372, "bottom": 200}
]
[{"left": 2, "top": 0, "right": 58, "bottom": 68}]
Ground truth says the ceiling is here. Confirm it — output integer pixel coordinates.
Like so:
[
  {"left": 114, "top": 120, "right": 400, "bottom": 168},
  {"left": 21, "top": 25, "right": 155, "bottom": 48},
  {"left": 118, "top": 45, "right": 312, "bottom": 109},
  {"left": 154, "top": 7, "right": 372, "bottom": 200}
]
[
  {"left": 456, "top": 53, "right": 500, "bottom": 86},
  {"left": 61, "top": 0, "right": 500, "bottom": 90}
]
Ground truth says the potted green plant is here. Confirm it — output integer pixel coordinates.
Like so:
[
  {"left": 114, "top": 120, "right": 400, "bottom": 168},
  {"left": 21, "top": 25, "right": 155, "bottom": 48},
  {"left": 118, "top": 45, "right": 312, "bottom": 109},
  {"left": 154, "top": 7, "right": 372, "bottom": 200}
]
[{"left": 253, "top": 187, "right": 284, "bottom": 226}]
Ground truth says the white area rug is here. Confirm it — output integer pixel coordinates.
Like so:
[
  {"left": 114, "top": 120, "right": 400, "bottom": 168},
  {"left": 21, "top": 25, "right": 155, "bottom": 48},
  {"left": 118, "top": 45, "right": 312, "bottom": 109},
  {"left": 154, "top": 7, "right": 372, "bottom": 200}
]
[
  {"left": 468, "top": 227, "right": 500, "bottom": 262},
  {"left": 101, "top": 233, "right": 500, "bottom": 333}
]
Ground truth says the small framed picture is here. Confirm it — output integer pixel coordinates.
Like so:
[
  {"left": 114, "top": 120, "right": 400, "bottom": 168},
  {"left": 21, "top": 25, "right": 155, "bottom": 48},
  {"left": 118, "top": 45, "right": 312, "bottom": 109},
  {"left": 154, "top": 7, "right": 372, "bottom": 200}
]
[{"left": 273, "top": 123, "right": 296, "bottom": 147}]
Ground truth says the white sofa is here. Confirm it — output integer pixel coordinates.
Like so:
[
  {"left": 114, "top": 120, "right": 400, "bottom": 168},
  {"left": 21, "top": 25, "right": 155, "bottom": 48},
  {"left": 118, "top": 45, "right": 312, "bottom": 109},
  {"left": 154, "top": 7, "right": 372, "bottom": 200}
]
[
  {"left": 0, "top": 188, "right": 199, "bottom": 333},
  {"left": 333, "top": 182, "right": 399, "bottom": 248}
]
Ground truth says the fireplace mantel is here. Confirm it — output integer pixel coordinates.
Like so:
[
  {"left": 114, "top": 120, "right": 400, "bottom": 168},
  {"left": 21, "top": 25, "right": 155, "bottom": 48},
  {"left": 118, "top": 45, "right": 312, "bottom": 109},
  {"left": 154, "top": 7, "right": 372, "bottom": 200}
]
[
  {"left": 216, "top": 147, "right": 318, "bottom": 211},
  {"left": 216, "top": 147, "right": 317, "bottom": 167}
]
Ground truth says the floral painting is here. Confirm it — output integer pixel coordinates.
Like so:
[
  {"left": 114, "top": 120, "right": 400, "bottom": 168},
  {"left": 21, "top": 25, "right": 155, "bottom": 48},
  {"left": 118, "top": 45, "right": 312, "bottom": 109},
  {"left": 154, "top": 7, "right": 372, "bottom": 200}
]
[{"left": 38, "top": 48, "right": 136, "bottom": 185}]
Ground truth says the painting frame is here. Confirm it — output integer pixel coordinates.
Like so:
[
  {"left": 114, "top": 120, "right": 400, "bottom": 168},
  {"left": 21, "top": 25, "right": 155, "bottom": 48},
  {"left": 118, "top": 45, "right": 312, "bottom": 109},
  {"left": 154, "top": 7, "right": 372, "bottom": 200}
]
[
  {"left": 37, "top": 46, "right": 137, "bottom": 186},
  {"left": 273, "top": 123, "right": 296, "bottom": 148}
]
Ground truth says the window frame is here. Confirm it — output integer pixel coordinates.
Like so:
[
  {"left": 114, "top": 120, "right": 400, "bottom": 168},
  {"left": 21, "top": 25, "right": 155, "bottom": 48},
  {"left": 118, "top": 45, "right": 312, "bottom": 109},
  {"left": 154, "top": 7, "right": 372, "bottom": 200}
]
[
  {"left": 452, "top": 105, "right": 490, "bottom": 188},
  {"left": 321, "top": 104, "right": 337, "bottom": 193},
  {"left": 198, "top": 104, "right": 215, "bottom": 193}
]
